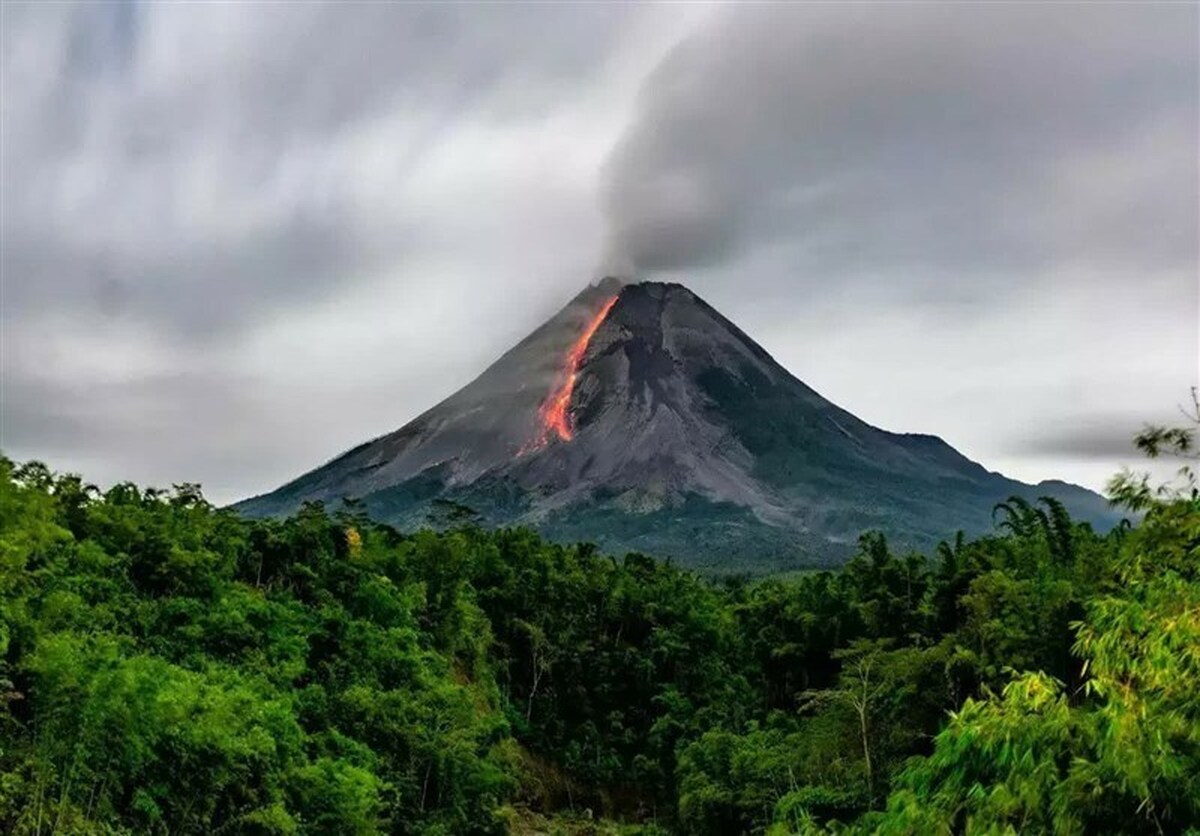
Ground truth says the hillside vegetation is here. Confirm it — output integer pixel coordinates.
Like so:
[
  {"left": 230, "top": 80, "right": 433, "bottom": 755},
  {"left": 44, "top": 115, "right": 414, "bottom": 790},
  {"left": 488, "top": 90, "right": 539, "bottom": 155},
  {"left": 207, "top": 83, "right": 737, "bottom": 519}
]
[{"left": 0, "top": 427, "right": 1197, "bottom": 834}]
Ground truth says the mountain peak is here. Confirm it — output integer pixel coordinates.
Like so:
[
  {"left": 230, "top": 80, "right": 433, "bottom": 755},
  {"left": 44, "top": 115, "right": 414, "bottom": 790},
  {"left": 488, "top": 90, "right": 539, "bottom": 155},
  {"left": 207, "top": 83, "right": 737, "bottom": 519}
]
[{"left": 235, "top": 280, "right": 1119, "bottom": 572}]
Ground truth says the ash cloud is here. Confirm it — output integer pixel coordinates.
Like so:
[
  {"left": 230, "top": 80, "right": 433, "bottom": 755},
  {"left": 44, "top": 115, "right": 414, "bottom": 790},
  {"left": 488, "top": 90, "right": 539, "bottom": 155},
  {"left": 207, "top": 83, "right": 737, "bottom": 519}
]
[{"left": 601, "top": 4, "right": 1198, "bottom": 285}]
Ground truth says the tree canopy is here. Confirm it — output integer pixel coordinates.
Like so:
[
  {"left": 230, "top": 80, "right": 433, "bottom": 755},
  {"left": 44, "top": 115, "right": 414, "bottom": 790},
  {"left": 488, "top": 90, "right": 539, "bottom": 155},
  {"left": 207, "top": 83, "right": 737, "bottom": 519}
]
[{"left": 0, "top": 413, "right": 1195, "bottom": 834}]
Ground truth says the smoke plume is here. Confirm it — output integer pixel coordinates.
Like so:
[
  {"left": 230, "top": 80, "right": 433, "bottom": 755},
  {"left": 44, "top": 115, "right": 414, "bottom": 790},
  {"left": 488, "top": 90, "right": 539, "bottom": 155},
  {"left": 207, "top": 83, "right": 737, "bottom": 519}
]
[{"left": 600, "top": 4, "right": 1197, "bottom": 282}]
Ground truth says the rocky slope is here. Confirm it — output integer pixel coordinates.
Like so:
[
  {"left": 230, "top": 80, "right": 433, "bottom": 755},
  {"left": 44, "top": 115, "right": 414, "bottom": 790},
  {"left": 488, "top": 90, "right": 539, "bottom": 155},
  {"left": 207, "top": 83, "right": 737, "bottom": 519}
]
[{"left": 236, "top": 279, "right": 1119, "bottom": 572}]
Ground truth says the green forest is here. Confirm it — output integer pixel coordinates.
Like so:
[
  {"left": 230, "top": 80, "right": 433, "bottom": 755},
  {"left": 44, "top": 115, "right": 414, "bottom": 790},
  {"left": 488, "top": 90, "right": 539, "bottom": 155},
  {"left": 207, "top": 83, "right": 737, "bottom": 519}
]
[{"left": 1, "top": 422, "right": 1197, "bottom": 835}]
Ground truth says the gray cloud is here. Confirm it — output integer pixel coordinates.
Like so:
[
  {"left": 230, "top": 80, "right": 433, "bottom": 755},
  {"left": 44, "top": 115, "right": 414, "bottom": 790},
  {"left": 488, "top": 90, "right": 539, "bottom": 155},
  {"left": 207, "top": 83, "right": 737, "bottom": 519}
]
[
  {"left": 1, "top": 2, "right": 648, "bottom": 338},
  {"left": 1014, "top": 422, "right": 1152, "bottom": 461},
  {"left": 3, "top": 365, "right": 321, "bottom": 495},
  {"left": 4, "top": 218, "right": 375, "bottom": 336},
  {"left": 602, "top": 3, "right": 1197, "bottom": 288}
]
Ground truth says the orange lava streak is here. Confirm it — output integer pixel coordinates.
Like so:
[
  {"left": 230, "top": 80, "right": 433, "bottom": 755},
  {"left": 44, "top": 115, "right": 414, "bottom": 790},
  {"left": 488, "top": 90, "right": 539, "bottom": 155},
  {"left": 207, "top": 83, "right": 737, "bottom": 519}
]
[{"left": 533, "top": 295, "right": 618, "bottom": 447}]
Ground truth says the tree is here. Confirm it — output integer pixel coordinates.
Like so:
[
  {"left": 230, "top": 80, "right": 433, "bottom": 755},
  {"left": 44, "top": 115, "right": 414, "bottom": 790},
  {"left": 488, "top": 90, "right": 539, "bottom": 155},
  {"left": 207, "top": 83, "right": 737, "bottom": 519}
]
[{"left": 799, "top": 642, "right": 888, "bottom": 803}]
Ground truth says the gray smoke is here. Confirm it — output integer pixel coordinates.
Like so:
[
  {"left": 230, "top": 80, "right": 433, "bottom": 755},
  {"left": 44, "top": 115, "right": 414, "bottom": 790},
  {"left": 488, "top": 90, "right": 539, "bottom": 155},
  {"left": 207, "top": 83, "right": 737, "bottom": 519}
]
[{"left": 600, "top": 4, "right": 1197, "bottom": 283}]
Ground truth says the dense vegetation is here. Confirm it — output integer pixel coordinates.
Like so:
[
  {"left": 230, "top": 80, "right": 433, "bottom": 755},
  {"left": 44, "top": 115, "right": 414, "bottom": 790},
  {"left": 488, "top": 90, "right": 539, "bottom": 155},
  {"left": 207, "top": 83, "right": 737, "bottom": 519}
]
[{"left": 1, "top": 417, "right": 1196, "bottom": 834}]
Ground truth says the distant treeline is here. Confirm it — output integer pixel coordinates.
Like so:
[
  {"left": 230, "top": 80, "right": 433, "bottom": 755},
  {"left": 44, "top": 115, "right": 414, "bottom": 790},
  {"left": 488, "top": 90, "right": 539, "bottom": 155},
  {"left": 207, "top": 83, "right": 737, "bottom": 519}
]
[{"left": 0, "top": 442, "right": 1197, "bottom": 834}]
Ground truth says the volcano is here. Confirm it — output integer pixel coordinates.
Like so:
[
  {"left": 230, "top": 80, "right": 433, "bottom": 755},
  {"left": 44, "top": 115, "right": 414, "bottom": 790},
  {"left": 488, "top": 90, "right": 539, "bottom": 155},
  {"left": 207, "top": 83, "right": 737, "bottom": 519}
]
[{"left": 236, "top": 279, "right": 1118, "bottom": 572}]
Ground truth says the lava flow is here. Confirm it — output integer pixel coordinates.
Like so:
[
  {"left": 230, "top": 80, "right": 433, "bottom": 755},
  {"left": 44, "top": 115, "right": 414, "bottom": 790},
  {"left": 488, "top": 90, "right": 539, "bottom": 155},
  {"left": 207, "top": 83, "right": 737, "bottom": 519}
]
[{"left": 527, "top": 295, "right": 618, "bottom": 451}]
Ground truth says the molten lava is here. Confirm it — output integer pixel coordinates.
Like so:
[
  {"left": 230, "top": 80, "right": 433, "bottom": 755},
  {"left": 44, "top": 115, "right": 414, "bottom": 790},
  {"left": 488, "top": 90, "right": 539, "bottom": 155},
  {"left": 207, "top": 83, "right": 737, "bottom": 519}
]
[{"left": 528, "top": 295, "right": 618, "bottom": 450}]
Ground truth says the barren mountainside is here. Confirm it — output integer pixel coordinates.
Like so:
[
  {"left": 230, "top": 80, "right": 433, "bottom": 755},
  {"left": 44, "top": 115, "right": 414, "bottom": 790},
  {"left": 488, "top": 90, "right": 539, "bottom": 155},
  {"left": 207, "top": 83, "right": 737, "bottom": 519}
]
[{"left": 236, "top": 279, "right": 1118, "bottom": 572}]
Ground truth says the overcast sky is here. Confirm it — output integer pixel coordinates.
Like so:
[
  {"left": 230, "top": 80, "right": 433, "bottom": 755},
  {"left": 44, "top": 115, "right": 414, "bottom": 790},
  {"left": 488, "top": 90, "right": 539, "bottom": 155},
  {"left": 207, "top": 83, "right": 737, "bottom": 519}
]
[{"left": 2, "top": 2, "right": 1196, "bottom": 505}]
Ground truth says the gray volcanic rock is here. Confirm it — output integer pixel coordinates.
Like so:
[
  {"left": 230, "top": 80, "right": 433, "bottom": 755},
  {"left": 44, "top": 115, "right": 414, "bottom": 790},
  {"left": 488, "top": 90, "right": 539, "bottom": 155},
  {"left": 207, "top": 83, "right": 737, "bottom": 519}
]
[{"left": 235, "top": 280, "right": 1121, "bottom": 573}]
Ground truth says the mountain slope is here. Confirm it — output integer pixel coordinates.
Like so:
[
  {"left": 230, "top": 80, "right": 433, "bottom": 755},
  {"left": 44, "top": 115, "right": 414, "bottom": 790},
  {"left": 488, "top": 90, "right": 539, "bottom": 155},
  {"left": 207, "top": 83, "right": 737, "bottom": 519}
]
[{"left": 236, "top": 280, "right": 1119, "bottom": 572}]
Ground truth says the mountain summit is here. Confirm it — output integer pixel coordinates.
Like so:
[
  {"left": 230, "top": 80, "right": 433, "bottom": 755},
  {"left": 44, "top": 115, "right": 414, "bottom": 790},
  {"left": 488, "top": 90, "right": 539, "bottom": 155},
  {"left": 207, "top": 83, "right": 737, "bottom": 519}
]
[{"left": 236, "top": 280, "right": 1117, "bottom": 572}]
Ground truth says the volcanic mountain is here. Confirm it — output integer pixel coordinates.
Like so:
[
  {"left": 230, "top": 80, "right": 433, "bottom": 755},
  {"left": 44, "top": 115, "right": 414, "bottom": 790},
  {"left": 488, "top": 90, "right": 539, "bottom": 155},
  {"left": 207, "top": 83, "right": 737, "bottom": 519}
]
[{"left": 236, "top": 279, "right": 1118, "bottom": 572}]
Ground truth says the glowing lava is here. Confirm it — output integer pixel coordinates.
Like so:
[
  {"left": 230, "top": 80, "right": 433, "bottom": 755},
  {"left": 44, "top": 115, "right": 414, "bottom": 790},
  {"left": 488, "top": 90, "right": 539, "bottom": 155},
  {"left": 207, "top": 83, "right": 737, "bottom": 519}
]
[{"left": 528, "top": 295, "right": 618, "bottom": 450}]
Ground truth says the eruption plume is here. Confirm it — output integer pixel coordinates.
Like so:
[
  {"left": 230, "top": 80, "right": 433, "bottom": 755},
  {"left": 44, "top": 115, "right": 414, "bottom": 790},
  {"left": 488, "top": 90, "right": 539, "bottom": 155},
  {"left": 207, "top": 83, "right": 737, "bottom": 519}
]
[{"left": 526, "top": 295, "right": 619, "bottom": 451}]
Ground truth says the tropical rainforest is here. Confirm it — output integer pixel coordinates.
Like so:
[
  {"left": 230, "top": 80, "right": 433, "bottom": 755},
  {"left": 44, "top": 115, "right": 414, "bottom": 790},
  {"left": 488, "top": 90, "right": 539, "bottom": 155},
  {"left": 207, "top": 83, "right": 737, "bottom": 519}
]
[{"left": 0, "top": 417, "right": 1197, "bottom": 835}]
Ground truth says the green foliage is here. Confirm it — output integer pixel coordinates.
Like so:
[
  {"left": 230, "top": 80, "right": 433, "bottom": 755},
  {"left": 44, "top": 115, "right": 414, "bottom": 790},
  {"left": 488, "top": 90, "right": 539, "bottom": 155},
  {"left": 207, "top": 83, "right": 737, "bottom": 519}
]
[
  {"left": 773, "top": 408, "right": 1200, "bottom": 835},
  {"left": 810, "top": 496, "right": 1200, "bottom": 836},
  {"left": 1, "top": 428, "right": 1197, "bottom": 834},
  {"left": 0, "top": 457, "right": 508, "bottom": 834}
]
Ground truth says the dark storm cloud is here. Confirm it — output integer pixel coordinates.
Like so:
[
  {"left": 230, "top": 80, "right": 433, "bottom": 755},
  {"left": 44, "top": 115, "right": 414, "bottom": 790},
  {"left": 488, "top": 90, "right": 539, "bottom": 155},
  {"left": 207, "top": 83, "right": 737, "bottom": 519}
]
[{"left": 602, "top": 3, "right": 1198, "bottom": 285}]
